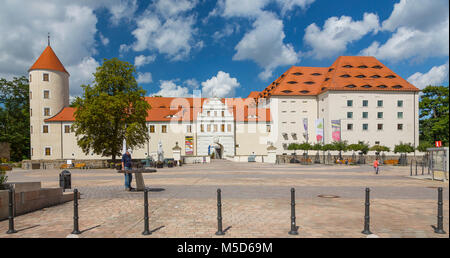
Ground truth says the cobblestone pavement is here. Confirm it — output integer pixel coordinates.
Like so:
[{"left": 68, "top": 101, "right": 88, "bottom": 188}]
[{"left": 1, "top": 160, "right": 448, "bottom": 238}]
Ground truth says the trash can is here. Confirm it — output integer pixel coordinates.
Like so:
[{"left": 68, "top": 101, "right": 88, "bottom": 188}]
[{"left": 59, "top": 170, "right": 71, "bottom": 192}]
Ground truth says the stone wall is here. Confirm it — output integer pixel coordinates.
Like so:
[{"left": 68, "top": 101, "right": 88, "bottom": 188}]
[
  {"left": 22, "top": 159, "right": 111, "bottom": 170},
  {"left": 0, "top": 142, "right": 10, "bottom": 161},
  {"left": 276, "top": 153, "right": 425, "bottom": 165}
]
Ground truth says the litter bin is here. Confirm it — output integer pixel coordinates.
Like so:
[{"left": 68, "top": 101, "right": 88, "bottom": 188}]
[{"left": 59, "top": 170, "right": 71, "bottom": 192}]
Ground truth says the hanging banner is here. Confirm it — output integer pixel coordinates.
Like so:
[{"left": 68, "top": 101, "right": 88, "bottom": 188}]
[
  {"left": 185, "top": 136, "right": 194, "bottom": 155},
  {"left": 331, "top": 120, "right": 341, "bottom": 142},
  {"left": 303, "top": 118, "right": 308, "bottom": 142},
  {"left": 315, "top": 119, "right": 324, "bottom": 143}
]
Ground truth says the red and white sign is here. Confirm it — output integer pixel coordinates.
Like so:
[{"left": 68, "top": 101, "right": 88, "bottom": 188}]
[{"left": 435, "top": 141, "right": 442, "bottom": 147}]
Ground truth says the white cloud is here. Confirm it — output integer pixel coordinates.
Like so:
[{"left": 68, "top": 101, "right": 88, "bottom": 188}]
[
  {"left": 407, "top": 63, "right": 449, "bottom": 89},
  {"left": 99, "top": 33, "right": 109, "bottom": 46},
  {"left": 360, "top": 0, "right": 449, "bottom": 62},
  {"left": 154, "top": 0, "right": 198, "bottom": 19},
  {"left": 233, "top": 12, "right": 300, "bottom": 80},
  {"left": 275, "top": 0, "right": 316, "bottom": 15},
  {"left": 152, "top": 80, "right": 190, "bottom": 97},
  {"left": 134, "top": 54, "right": 156, "bottom": 67},
  {"left": 66, "top": 57, "right": 99, "bottom": 97},
  {"left": 211, "top": 0, "right": 270, "bottom": 19},
  {"left": 213, "top": 23, "right": 240, "bottom": 41},
  {"left": 201, "top": 71, "right": 240, "bottom": 98},
  {"left": 304, "top": 13, "right": 380, "bottom": 59},
  {"left": 107, "top": 0, "right": 138, "bottom": 26},
  {"left": 184, "top": 78, "right": 199, "bottom": 89},
  {"left": 136, "top": 72, "right": 153, "bottom": 84}
]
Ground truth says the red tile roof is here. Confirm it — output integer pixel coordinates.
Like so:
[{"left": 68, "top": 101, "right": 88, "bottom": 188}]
[
  {"left": 29, "top": 46, "right": 69, "bottom": 75},
  {"left": 259, "top": 56, "right": 419, "bottom": 98}
]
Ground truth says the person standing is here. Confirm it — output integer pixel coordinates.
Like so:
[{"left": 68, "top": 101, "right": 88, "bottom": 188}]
[
  {"left": 122, "top": 149, "right": 134, "bottom": 191},
  {"left": 373, "top": 158, "right": 380, "bottom": 175}
]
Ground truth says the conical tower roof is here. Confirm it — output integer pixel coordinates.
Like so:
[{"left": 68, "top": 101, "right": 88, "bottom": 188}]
[{"left": 29, "top": 45, "right": 69, "bottom": 75}]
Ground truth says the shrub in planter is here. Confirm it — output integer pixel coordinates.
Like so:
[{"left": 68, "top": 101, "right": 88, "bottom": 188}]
[
  {"left": 156, "top": 161, "right": 164, "bottom": 168},
  {"left": 0, "top": 168, "right": 8, "bottom": 190},
  {"left": 167, "top": 161, "right": 174, "bottom": 168},
  {"left": 0, "top": 164, "right": 12, "bottom": 171}
]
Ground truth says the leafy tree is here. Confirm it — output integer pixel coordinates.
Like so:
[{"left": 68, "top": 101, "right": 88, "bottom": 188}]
[
  {"left": 416, "top": 141, "right": 433, "bottom": 152},
  {"left": 419, "top": 86, "right": 449, "bottom": 146},
  {"left": 332, "top": 141, "right": 348, "bottom": 159},
  {"left": 72, "top": 58, "right": 151, "bottom": 162},
  {"left": 394, "top": 142, "right": 415, "bottom": 154},
  {"left": 298, "top": 142, "right": 312, "bottom": 154},
  {"left": 287, "top": 143, "right": 301, "bottom": 151},
  {"left": 0, "top": 76, "right": 30, "bottom": 161},
  {"left": 370, "top": 145, "right": 390, "bottom": 154}
]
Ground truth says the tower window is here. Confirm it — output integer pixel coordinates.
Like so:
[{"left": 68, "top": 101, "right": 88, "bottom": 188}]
[
  {"left": 64, "top": 125, "right": 71, "bottom": 133},
  {"left": 45, "top": 147, "right": 51, "bottom": 156},
  {"left": 43, "top": 125, "right": 49, "bottom": 133},
  {"left": 43, "top": 90, "right": 50, "bottom": 99},
  {"left": 44, "top": 107, "right": 50, "bottom": 116},
  {"left": 30, "top": 108, "right": 32, "bottom": 117},
  {"left": 30, "top": 125, "right": 33, "bottom": 134},
  {"left": 30, "top": 91, "right": 32, "bottom": 100},
  {"left": 43, "top": 73, "right": 49, "bottom": 81},
  {"left": 29, "top": 74, "right": 32, "bottom": 82}
]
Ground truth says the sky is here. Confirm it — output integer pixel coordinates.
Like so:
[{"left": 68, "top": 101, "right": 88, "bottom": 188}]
[{"left": 0, "top": 0, "right": 448, "bottom": 99}]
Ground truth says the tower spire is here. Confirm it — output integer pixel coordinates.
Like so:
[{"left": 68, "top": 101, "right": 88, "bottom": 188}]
[{"left": 48, "top": 32, "right": 50, "bottom": 46}]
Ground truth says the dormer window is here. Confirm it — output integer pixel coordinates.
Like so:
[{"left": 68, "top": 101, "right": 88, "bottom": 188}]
[
  {"left": 377, "top": 85, "right": 388, "bottom": 88},
  {"left": 325, "top": 78, "right": 330, "bottom": 81},
  {"left": 358, "top": 65, "right": 368, "bottom": 69},
  {"left": 311, "top": 73, "right": 322, "bottom": 76},
  {"left": 385, "top": 75, "right": 396, "bottom": 79},
  {"left": 321, "top": 87, "right": 327, "bottom": 91},
  {"left": 287, "top": 81, "right": 298, "bottom": 84},
  {"left": 165, "top": 115, "right": 178, "bottom": 118},
  {"left": 361, "top": 85, "right": 372, "bottom": 88},
  {"left": 282, "top": 90, "right": 293, "bottom": 94},
  {"left": 343, "top": 65, "right": 353, "bottom": 68},
  {"left": 292, "top": 72, "right": 303, "bottom": 76},
  {"left": 328, "top": 68, "right": 334, "bottom": 72},
  {"left": 304, "top": 81, "right": 315, "bottom": 85},
  {"left": 356, "top": 75, "right": 366, "bottom": 78},
  {"left": 299, "top": 90, "right": 310, "bottom": 94},
  {"left": 345, "top": 85, "right": 357, "bottom": 88},
  {"left": 340, "top": 74, "right": 351, "bottom": 78},
  {"left": 392, "top": 85, "right": 403, "bottom": 89},
  {"left": 372, "top": 65, "right": 383, "bottom": 69},
  {"left": 371, "top": 75, "right": 381, "bottom": 78}
]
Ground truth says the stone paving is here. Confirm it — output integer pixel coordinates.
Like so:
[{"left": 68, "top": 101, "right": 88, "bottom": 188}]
[{"left": 0, "top": 160, "right": 448, "bottom": 238}]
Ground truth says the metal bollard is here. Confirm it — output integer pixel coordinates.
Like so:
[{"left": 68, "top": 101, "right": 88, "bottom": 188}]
[
  {"left": 422, "top": 162, "right": 424, "bottom": 175},
  {"left": 410, "top": 162, "right": 413, "bottom": 176},
  {"left": 361, "top": 188, "right": 373, "bottom": 235},
  {"left": 415, "top": 161, "right": 418, "bottom": 176},
  {"left": 288, "top": 188, "right": 299, "bottom": 235},
  {"left": 215, "top": 189, "right": 225, "bottom": 235},
  {"left": 71, "top": 189, "right": 81, "bottom": 235},
  {"left": 435, "top": 187, "right": 446, "bottom": 234},
  {"left": 6, "top": 188, "right": 17, "bottom": 234},
  {"left": 142, "top": 188, "right": 151, "bottom": 235}
]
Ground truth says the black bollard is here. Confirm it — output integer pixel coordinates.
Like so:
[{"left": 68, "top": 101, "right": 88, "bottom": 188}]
[
  {"left": 361, "top": 188, "right": 373, "bottom": 235},
  {"left": 71, "top": 189, "right": 81, "bottom": 235},
  {"left": 142, "top": 188, "right": 151, "bottom": 235},
  {"left": 6, "top": 188, "right": 17, "bottom": 234},
  {"left": 415, "top": 161, "right": 418, "bottom": 176},
  {"left": 410, "top": 162, "right": 413, "bottom": 176},
  {"left": 422, "top": 162, "right": 424, "bottom": 175},
  {"left": 288, "top": 188, "right": 299, "bottom": 235},
  {"left": 435, "top": 187, "right": 446, "bottom": 234},
  {"left": 215, "top": 189, "right": 225, "bottom": 235}
]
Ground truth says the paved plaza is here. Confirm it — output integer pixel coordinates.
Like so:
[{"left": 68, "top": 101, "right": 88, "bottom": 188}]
[{"left": 0, "top": 160, "right": 448, "bottom": 238}]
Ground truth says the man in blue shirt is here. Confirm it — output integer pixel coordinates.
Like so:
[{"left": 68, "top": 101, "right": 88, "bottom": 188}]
[{"left": 122, "top": 150, "right": 133, "bottom": 191}]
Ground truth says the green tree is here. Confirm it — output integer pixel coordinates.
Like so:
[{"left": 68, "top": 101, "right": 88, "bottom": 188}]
[
  {"left": 370, "top": 145, "right": 390, "bottom": 154},
  {"left": 72, "top": 58, "right": 151, "bottom": 162},
  {"left": 298, "top": 142, "right": 312, "bottom": 155},
  {"left": 419, "top": 86, "right": 449, "bottom": 146},
  {"left": 416, "top": 141, "right": 433, "bottom": 153},
  {"left": 0, "top": 76, "right": 30, "bottom": 161},
  {"left": 332, "top": 141, "right": 348, "bottom": 159},
  {"left": 394, "top": 142, "right": 415, "bottom": 154}
]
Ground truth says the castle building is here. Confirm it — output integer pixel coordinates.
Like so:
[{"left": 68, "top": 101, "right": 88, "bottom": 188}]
[{"left": 29, "top": 44, "right": 419, "bottom": 162}]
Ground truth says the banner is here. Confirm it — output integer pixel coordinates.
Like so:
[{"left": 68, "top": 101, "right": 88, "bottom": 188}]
[
  {"left": 331, "top": 120, "right": 341, "bottom": 142},
  {"left": 185, "top": 136, "right": 194, "bottom": 155},
  {"left": 315, "top": 119, "right": 324, "bottom": 143},
  {"left": 303, "top": 118, "right": 308, "bottom": 141}
]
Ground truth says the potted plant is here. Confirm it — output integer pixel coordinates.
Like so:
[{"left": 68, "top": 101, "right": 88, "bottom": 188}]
[
  {"left": 156, "top": 161, "right": 164, "bottom": 168},
  {"left": 0, "top": 168, "right": 8, "bottom": 190},
  {"left": 167, "top": 160, "right": 174, "bottom": 168}
]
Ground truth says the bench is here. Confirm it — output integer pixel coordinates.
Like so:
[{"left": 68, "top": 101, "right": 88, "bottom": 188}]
[
  {"left": 74, "top": 163, "right": 86, "bottom": 169},
  {"left": 117, "top": 168, "right": 157, "bottom": 191}
]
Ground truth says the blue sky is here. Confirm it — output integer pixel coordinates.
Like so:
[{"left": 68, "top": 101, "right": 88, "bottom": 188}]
[{"left": 0, "top": 0, "right": 448, "bottom": 98}]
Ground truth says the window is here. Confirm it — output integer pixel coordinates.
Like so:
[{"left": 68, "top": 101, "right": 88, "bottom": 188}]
[
  {"left": 44, "top": 107, "right": 50, "bottom": 116},
  {"left": 347, "top": 112, "right": 353, "bottom": 119},
  {"left": 200, "top": 124, "right": 204, "bottom": 132},
  {"left": 363, "top": 124, "right": 368, "bottom": 131},
  {"left": 207, "top": 124, "right": 211, "bottom": 132},
  {"left": 347, "top": 100, "right": 353, "bottom": 107},
  {"left": 214, "top": 124, "right": 218, "bottom": 132},
  {"left": 43, "top": 90, "right": 50, "bottom": 99},
  {"left": 377, "top": 112, "right": 383, "bottom": 119},
  {"left": 30, "top": 108, "right": 32, "bottom": 117},
  {"left": 161, "top": 125, "right": 167, "bottom": 133},
  {"left": 186, "top": 125, "right": 192, "bottom": 133},
  {"left": 214, "top": 111, "right": 217, "bottom": 117},
  {"left": 221, "top": 124, "right": 225, "bottom": 132},
  {"left": 30, "top": 91, "right": 32, "bottom": 100},
  {"left": 207, "top": 111, "right": 210, "bottom": 116},
  {"left": 397, "top": 100, "right": 403, "bottom": 107},
  {"left": 31, "top": 148, "right": 33, "bottom": 156},
  {"left": 30, "top": 125, "right": 33, "bottom": 134},
  {"left": 347, "top": 124, "right": 353, "bottom": 131},
  {"left": 397, "top": 124, "right": 403, "bottom": 131},
  {"left": 227, "top": 124, "right": 231, "bottom": 132},
  {"left": 266, "top": 125, "right": 271, "bottom": 133},
  {"left": 222, "top": 111, "right": 224, "bottom": 117},
  {"left": 377, "top": 100, "right": 383, "bottom": 107},
  {"left": 149, "top": 125, "right": 155, "bottom": 133},
  {"left": 45, "top": 147, "right": 51, "bottom": 156},
  {"left": 29, "top": 74, "right": 32, "bottom": 82},
  {"left": 43, "top": 73, "right": 49, "bottom": 81},
  {"left": 43, "top": 125, "right": 49, "bottom": 133},
  {"left": 362, "top": 112, "right": 368, "bottom": 119},
  {"left": 362, "top": 100, "right": 368, "bottom": 107},
  {"left": 64, "top": 125, "right": 71, "bottom": 133},
  {"left": 398, "top": 112, "right": 403, "bottom": 119},
  {"left": 375, "top": 141, "right": 380, "bottom": 145},
  {"left": 377, "top": 124, "right": 383, "bottom": 131}
]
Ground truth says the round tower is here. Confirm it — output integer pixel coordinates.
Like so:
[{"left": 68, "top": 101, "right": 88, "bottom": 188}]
[{"left": 29, "top": 41, "right": 69, "bottom": 160}]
